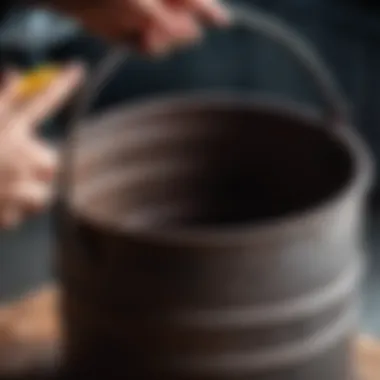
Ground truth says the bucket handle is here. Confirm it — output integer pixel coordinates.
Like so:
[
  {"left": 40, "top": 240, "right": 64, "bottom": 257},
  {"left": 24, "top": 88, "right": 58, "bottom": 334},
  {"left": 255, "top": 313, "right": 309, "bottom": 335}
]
[
  {"left": 65, "top": 4, "right": 349, "bottom": 133},
  {"left": 56, "top": 4, "right": 349, "bottom": 255},
  {"left": 230, "top": 5, "right": 348, "bottom": 123}
]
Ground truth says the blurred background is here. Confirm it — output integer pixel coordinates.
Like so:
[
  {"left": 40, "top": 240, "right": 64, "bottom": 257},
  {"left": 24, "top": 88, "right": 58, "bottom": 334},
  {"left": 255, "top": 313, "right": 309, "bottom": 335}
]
[{"left": 1, "top": 0, "right": 380, "bottom": 335}]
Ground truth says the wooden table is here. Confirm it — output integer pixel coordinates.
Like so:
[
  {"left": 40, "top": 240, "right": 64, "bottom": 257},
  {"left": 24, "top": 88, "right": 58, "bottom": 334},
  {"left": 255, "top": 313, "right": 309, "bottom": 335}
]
[{"left": 0, "top": 286, "right": 379, "bottom": 379}]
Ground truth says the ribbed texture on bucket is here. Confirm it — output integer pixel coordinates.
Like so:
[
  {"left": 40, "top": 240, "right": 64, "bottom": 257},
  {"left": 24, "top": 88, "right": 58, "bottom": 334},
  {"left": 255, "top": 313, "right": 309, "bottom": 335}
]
[{"left": 57, "top": 98, "right": 370, "bottom": 379}]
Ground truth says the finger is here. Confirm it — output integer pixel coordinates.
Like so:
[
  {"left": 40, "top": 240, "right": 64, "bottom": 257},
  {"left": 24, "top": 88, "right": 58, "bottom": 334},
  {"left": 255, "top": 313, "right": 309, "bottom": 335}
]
[
  {"left": 0, "top": 71, "right": 22, "bottom": 119},
  {"left": 140, "top": 27, "right": 171, "bottom": 54},
  {"left": 29, "top": 141, "right": 58, "bottom": 182},
  {"left": 0, "top": 114, "right": 35, "bottom": 141},
  {"left": 0, "top": 138, "right": 31, "bottom": 180},
  {"left": 21, "top": 64, "right": 85, "bottom": 128},
  {"left": 142, "top": 12, "right": 201, "bottom": 54},
  {"left": 141, "top": 24, "right": 177, "bottom": 54},
  {"left": 136, "top": 0, "right": 190, "bottom": 36},
  {"left": 12, "top": 182, "right": 52, "bottom": 214},
  {"left": 176, "top": 0, "right": 230, "bottom": 24}
]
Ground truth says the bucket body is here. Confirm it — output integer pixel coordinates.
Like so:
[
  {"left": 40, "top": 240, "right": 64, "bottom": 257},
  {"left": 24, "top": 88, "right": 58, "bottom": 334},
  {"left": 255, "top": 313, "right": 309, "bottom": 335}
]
[{"left": 56, "top": 96, "right": 372, "bottom": 379}]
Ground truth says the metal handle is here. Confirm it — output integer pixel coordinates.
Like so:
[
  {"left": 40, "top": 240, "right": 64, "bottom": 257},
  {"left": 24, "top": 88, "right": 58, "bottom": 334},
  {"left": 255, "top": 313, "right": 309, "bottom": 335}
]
[
  {"left": 56, "top": 3, "right": 349, "bottom": 247},
  {"left": 230, "top": 5, "right": 347, "bottom": 122}
]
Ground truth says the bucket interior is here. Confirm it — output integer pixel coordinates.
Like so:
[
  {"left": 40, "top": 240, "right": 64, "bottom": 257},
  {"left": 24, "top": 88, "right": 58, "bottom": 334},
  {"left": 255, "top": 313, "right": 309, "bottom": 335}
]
[{"left": 72, "top": 101, "right": 355, "bottom": 230}]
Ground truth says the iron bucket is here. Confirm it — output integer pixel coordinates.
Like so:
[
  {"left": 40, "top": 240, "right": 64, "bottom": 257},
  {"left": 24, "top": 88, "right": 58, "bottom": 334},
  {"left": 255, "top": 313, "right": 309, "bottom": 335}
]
[{"left": 56, "top": 5, "right": 374, "bottom": 380}]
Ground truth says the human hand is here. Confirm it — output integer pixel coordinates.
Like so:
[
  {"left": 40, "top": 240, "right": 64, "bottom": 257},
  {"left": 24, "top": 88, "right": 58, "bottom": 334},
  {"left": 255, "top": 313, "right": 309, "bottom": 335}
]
[
  {"left": 45, "top": 0, "right": 230, "bottom": 54},
  {"left": 0, "top": 65, "right": 84, "bottom": 229}
]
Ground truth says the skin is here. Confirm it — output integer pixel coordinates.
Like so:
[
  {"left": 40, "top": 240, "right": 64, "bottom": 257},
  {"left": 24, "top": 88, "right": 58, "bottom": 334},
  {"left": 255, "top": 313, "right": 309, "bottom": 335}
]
[
  {"left": 0, "top": 65, "right": 84, "bottom": 229},
  {"left": 0, "top": 0, "right": 228, "bottom": 228},
  {"left": 46, "top": 0, "right": 230, "bottom": 53}
]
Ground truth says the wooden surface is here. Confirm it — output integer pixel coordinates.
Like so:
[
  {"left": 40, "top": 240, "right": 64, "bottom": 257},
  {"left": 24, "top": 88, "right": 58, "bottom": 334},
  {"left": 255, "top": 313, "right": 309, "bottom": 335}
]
[{"left": 0, "top": 286, "right": 379, "bottom": 379}]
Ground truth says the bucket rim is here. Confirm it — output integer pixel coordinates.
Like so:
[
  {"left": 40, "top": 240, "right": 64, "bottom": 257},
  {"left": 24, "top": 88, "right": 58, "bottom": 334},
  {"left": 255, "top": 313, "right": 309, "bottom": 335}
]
[{"left": 67, "top": 92, "right": 374, "bottom": 247}]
